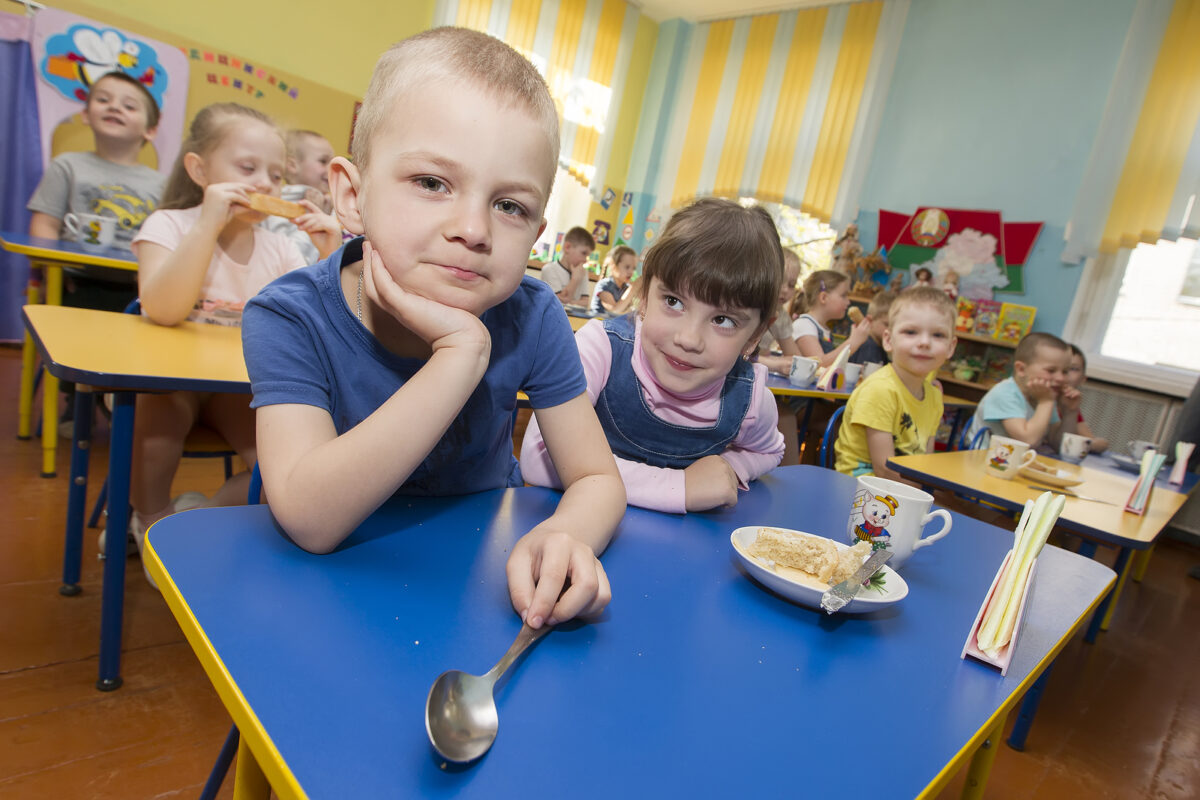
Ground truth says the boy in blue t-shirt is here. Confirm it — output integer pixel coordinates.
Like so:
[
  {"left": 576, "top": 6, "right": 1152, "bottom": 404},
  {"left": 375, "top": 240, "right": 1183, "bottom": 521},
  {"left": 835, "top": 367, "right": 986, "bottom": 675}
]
[
  {"left": 242, "top": 29, "right": 625, "bottom": 632},
  {"left": 966, "top": 332, "right": 1081, "bottom": 449}
]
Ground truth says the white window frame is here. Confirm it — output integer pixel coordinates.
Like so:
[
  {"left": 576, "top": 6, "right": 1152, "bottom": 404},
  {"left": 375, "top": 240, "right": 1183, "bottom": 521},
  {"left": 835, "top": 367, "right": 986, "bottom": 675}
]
[{"left": 1063, "top": 249, "right": 1199, "bottom": 398}]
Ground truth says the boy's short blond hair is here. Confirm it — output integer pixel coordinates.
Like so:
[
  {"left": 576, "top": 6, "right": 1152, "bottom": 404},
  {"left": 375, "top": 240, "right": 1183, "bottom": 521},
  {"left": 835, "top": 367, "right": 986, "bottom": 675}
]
[
  {"left": 867, "top": 290, "right": 895, "bottom": 320},
  {"left": 887, "top": 286, "right": 955, "bottom": 328},
  {"left": 352, "top": 27, "right": 559, "bottom": 179},
  {"left": 286, "top": 129, "right": 327, "bottom": 158},
  {"left": 563, "top": 226, "right": 596, "bottom": 250}
]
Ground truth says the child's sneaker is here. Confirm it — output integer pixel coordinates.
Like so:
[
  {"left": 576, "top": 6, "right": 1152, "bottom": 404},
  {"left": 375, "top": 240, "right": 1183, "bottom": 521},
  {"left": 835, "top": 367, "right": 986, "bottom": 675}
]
[{"left": 129, "top": 510, "right": 157, "bottom": 591}]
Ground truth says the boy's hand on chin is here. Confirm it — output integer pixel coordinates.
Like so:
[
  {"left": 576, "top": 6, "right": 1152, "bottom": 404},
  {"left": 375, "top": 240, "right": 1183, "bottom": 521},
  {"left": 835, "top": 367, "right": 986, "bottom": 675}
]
[
  {"left": 1059, "top": 386, "right": 1083, "bottom": 410},
  {"left": 1027, "top": 377, "right": 1057, "bottom": 402},
  {"left": 506, "top": 527, "right": 611, "bottom": 629},
  {"left": 684, "top": 454, "right": 739, "bottom": 511},
  {"left": 361, "top": 240, "right": 491, "bottom": 357}
]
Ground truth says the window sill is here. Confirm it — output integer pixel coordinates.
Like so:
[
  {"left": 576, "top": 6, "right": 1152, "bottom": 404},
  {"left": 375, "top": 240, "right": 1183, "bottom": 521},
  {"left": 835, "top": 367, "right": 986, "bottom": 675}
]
[{"left": 1085, "top": 354, "right": 1197, "bottom": 398}]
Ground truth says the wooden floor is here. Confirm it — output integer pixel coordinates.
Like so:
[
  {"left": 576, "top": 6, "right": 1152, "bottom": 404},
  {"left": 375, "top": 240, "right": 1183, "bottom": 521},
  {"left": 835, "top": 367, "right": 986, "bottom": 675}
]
[{"left": 1, "top": 344, "right": 1198, "bottom": 799}]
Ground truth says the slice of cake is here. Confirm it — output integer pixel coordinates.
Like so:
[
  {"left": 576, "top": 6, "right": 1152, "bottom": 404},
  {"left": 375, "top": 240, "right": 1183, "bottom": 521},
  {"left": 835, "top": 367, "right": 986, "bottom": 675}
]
[
  {"left": 829, "top": 540, "right": 872, "bottom": 585},
  {"left": 748, "top": 527, "right": 839, "bottom": 584}
]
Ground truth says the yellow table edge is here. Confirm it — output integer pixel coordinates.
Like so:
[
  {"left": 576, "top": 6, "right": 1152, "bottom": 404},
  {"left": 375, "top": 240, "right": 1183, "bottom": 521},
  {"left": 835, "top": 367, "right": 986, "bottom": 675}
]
[
  {"left": 0, "top": 238, "right": 138, "bottom": 270},
  {"left": 914, "top": 566, "right": 1117, "bottom": 800},
  {"left": 144, "top": 534, "right": 308, "bottom": 800}
]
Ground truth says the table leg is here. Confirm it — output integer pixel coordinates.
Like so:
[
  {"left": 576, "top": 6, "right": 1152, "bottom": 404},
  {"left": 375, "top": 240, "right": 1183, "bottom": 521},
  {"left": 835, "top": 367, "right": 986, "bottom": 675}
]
[
  {"left": 200, "top": 725, "right": 240, "bottom": 800},
  {"left": 232, "top": 735, "right": 270, "bottom": 800},
  {"left": 961, "top": 710, "right": 1007, "bottom": 800},
  {"left": 1085, "top": 547, "right": 1131, "bottom": 644},
  {"left": 61, "top": 387, "right": 94, "bottom": 596},
  {"left": 1100, "top": 547, "right": 1135, "bottom": 632},
  {"left": 948, "top": 408, "right": 966, "bottom": 450},
  {"left": 40, "top": 264, "right": 63, "bottom": 478},
  {"left": 1076, "top": 539, "right": 1097, "bottom": 559},
  {"left": 97, "top": 391, "right": 133, "bottom": 691},
  {"left": 17, "top": 279, "right": 39, "bottom": 440},
  {"left": 1131, "top": 544, "right": 1155, "bottom": 583},
  {"left": 1006, "top": 664, "right": 1052, "bottom": 751}
]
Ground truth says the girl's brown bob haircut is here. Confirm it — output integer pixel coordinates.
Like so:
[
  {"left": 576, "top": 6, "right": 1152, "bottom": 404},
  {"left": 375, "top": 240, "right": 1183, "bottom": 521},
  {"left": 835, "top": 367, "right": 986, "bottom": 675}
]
[{"left": 638, "top": 198, "right": 784, "bottom": 325}]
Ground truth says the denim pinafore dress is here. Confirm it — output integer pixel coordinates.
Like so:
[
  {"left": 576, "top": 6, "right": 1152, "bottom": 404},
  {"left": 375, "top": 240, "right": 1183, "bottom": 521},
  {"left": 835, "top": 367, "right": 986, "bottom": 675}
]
[{"left": 594, "top": 315, "right": 754, "bottom": 469}]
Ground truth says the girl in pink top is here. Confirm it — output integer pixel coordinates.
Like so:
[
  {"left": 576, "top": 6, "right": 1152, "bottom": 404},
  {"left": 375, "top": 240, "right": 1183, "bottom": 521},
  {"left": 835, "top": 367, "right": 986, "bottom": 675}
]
[
  {"left": 124, "top": 103, "right": 340, "bottom": 585},
  {"left": 522, "top": 198, "right": 786, "bottom": 513}
]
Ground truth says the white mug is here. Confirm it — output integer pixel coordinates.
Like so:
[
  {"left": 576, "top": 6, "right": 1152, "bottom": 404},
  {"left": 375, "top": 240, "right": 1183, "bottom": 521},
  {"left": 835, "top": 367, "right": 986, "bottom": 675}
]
[
  {"left": 843, "top": 362, "right": 863, "bottom": 390},
  {"left": 63, "top": 213, "right": 116, "bottom": 251},
  {"left": 984, "top": 435, "right": 1037, "bottom": 479},
  {"left": 862, "top": 361, "right": 884, "bottom": 379},
  {"left": 1060, "top": 432, "right": 1092, "bottom": 462},
  {"left": 788, "top": 355, "right": 818, "bottom": 387},
  {"left": 846, "top": 476, "right": 952, "bottom": 569}
]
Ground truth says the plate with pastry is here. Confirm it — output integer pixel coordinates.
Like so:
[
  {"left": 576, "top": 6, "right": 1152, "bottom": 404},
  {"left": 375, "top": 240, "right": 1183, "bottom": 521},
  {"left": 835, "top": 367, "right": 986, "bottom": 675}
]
[
  {"left": 730, "top": 526, "right": 907, "bottom": 614},
  {"left": 1017, "top": 458, "right": 1084, "bottom": 488}
]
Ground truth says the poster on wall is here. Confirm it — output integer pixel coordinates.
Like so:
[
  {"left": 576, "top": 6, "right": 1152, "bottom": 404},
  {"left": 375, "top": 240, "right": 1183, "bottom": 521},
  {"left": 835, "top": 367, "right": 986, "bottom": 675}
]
[{"left": 31, "top": 7, "right": 189, "bottom": 175}]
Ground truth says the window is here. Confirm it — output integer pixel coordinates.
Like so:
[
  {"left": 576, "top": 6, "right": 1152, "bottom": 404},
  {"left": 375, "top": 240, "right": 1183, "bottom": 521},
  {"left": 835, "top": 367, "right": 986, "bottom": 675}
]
[{"left": 1064, "top": 239, "right": 1200, "bottom": 397}]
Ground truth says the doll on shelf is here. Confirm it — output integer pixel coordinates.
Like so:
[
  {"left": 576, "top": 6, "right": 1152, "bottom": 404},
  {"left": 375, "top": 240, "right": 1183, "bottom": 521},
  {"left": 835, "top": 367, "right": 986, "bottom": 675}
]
[
  {"left": 914, "top": 267, "right": 934, "bottom": 287},
  {"left": 832, "top": 223, "right": 863, "bottom": 279},
  {"left": 942, "top": 269, "right": 959, "bottom": 300}
]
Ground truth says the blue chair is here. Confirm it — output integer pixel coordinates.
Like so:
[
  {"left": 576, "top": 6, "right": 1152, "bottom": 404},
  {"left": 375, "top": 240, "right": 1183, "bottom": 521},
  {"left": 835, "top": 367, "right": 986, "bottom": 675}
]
[
  {"left": 818, "top": 405, "right": 846, "bottom": 469},
  {"left": 964, "top": 426, "right": 990, "bottom": 451}
]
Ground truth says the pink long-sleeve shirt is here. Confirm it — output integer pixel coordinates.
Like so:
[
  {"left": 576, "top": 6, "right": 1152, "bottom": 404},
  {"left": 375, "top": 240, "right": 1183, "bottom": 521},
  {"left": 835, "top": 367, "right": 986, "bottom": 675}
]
[{"left": 521, "top": 318, "right": 785, "bottom": 513}]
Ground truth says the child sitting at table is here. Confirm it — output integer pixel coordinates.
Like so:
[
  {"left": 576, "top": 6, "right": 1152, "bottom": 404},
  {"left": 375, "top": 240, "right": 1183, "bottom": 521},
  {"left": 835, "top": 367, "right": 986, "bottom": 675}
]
[
  {"left": 790, "top": 268, "right": 872, "bottom": 367},
  {"left": 590, "top": 244, "right": 638, "bottom": 315},
  {"left": 242, "top": 28, "right": 625, "bottom": 631},
  {"left": 27, "top": 71, "right": 164, "bottom": 311},
  {"left": 1062, "top": 343, "right": 1109, "bottom": 453},
  {"left": 125, "top": 102, "right": 340, "bottom": 586},
  {"left": 834, "top": 287, "right": 957, "bottom": 482},
  {"left": 540, "top": 226, "right": 595, "bottom": 306},
  {"left": 261, "top": 129, "right": 341, "bottom": 264},
  {"left": 757, "top": 247, "right": 802, "bottom": 361},
  {"left": 965, "top": 332, "right": 1081, "bottom": 449},
  {"left": 521, "top": 197, "right": 786, "bottom": 513},
  {"left": 849, "top": 289, "right": 894, "bottom": 366}
]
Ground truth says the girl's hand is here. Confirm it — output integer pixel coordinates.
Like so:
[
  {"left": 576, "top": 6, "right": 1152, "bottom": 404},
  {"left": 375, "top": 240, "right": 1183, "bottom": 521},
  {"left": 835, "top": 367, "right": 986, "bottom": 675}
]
[
  {"left": 360, "top": 240, "right": 490, "bottom": 355},
  {"left": 294, "top": 200, "right": 343, "bottom": 259},
  {"left": 845, "top": 317, "right": 872, "bottom": 352},
  {"left": 683, "top": 454, "right": 739, "bottom": 511},
  {"left": 1059, "top": 385, "right": 1083, "bottom": 411},
  {"left": 198, "top": 182, "right": 254, "bottom": 229},
  {"left": 506, "top": 527, "right": 611, "bottom": 629}
]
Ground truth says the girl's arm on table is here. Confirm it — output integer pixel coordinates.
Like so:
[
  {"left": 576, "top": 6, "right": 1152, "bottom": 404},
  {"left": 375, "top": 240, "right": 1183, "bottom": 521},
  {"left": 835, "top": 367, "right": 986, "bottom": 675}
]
[
  {"left": 513, "top": 394, "right": 625, "bottom": 629},
  {"left": 795, "top": 319, "right": 871, "bottom": 368}
]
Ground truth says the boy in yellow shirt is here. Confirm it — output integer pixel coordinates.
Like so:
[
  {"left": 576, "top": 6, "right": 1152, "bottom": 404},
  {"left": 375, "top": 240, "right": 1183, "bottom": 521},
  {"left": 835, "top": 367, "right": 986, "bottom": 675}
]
[{"left": 834, "top": 286, "right": 957, "bottom": 483}]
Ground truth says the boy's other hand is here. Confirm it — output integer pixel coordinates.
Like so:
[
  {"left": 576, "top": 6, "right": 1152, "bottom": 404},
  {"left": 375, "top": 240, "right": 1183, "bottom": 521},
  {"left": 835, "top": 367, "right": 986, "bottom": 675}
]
[
  {"left": 846, "top": 318, "right": 872, "bottom": 352},
  {"left": 1026, "top": 376, "right": 1058, "bottom": 402},
  {"left": 683, "top": 454, "right": 739, "bottom": 511},
  {"left": 1059, "top": 385, "right": 1083, "bottom": 411},
  {"left": 506, "top": 527, "right": 611, "bottom": 629},
  {"left": 294, "top": 200, "right": 342, "bottom": 259},
  {"left": 361, "top": 240, "right": 491, "bottom": 356}
]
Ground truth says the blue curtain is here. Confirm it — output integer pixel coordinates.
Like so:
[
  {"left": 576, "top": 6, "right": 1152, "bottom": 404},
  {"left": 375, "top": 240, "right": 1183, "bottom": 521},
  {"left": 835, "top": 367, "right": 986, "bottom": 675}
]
[{"left": 0, "top": 32, "right": 43, "bottom": 342}]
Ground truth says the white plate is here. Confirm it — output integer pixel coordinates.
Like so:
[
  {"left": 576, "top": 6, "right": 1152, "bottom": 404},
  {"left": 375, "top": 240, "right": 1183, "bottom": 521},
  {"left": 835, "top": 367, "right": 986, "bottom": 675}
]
[
  {"left": 1018, "top": 460, "right": 1084, "bottom": 488},
  {"left": 730, "top": 526, "right": 907, "bottom": 614},
  {"left": 1109, "top": 453, "right": 1163, "bottom": 475}
]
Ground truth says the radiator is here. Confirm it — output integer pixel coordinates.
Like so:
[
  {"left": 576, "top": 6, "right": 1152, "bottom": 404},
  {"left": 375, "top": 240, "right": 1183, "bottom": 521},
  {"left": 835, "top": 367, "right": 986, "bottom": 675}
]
[{"left": 1083, "top": 382, "right": 1200, "bottom": 536}]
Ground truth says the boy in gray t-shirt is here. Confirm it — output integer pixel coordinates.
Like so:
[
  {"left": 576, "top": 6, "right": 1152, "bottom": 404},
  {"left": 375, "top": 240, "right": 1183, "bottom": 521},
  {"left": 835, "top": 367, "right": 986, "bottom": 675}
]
[{"left": 27, "top": 71, "right": 163, "bottom": 309}]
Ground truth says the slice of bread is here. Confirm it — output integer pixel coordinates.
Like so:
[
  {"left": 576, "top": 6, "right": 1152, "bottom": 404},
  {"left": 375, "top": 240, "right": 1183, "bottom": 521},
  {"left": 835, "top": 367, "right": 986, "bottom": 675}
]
[
  {"left": 748, "top": 527, "right": 839, "bottom": 584},
  {"left": 830, "top": 540, "right": 872, "bottom": 585},
  {"left": 247, "top": 193, "right": 305, "bottom": 219},
  {"left": 848, "top": 306, "right": 864, "bottom": 324}
]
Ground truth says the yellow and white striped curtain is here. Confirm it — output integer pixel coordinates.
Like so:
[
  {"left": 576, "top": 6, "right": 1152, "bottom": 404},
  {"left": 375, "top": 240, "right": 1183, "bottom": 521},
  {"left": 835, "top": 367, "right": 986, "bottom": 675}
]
[
  {"left": 646, "top": 0, "right": 908, "bottom": 227},
  {"left": 1065, "top": 0, "right": 1200, "bottom": 259},
  {"left": 434, "top": 0, "right": 640, "bottom": 198}
]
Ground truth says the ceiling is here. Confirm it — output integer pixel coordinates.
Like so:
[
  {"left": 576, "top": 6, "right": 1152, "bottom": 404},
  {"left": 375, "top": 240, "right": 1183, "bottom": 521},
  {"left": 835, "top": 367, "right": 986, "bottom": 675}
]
[{"left": 633, "top": 0, "right": 850, "bottom": 23}]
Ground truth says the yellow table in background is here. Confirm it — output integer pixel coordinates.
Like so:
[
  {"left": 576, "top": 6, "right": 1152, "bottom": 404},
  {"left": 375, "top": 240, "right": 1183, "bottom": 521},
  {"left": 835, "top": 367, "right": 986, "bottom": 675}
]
[{"left": 1, "top": 232, "right": 138, "bottom": 477}]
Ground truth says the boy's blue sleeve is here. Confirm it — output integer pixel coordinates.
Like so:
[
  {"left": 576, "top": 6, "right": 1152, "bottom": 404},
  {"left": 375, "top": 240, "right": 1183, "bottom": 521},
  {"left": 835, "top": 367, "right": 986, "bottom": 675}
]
[
  {"left": 242, "top": 292, "right": 333, "bottom": 413},
  {"left": 522, "top": 296, "right": 587, "bottom": 409},
  {"left": 978, "top": 381, "right": 1029, "bottom": 422}
]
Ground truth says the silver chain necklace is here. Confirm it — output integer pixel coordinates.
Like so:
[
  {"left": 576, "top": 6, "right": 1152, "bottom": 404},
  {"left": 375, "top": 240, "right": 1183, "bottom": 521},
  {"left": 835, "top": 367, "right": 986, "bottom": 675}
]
[{"left": 356, "top": 266, "right": 364, "bottom": 321}]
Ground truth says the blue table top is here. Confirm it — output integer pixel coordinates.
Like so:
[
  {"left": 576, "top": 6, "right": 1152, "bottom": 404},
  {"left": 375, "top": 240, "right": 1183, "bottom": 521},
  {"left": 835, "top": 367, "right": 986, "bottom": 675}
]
[{"left": 147, "top": 466, "right": 1113, "bottom": 799}]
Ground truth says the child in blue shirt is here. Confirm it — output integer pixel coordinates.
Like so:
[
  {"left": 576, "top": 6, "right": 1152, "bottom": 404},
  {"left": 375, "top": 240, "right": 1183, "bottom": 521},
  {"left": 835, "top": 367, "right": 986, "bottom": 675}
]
[
  {"left": 966, "top": 332, "right": 1081, "bottom": 448},
  {"left": 242, "top": 28, "right": 625, "bottom": 631}
]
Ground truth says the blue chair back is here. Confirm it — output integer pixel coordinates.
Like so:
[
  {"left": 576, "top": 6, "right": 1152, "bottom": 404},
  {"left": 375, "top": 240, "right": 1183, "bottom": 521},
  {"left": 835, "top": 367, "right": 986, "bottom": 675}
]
[
  {"left": 819, "top": 405, "right": 846, "bottom": 469},
  {"left": 965, "top": 426, "right": 990, "bottom": 451}
]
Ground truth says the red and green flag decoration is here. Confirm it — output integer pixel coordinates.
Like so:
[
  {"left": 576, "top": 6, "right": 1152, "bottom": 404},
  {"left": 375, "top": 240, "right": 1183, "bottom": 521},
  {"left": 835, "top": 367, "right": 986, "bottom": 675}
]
[{"left": 878, "top": 207, "right": 1042, "bottom": 295}]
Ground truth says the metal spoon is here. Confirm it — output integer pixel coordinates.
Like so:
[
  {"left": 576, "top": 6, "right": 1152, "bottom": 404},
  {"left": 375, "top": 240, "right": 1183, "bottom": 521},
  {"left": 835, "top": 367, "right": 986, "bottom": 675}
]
[{"left": 425, "top": 624, "right": 550, "bottom": 762}]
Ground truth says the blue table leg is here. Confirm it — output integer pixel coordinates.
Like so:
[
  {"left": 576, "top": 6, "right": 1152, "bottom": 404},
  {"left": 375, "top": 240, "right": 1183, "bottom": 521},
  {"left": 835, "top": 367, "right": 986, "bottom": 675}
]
[
  {"left": 199, "top": 725, "right": 240, "bottom": 800},
  {"left": 97, "top": 391, "right": 134, "bottom": 691},
  {"left": 1085, "top": 546, "right": 1130, "bottom": 644},
  {"left": 1076, "top": 539, "right": 1097, "bottom": 559},
  {"left": 1006, "top": 664, "right": 1052, "bottom": 751},
  {"left": 797, "top": 400, "right": 815, "bottom": 451},
  {"left": 60, "top": 388, "right": 95, "bottom": 596},
  {"left": 948, "top": 408, "right": 966, "bottom": 450}
]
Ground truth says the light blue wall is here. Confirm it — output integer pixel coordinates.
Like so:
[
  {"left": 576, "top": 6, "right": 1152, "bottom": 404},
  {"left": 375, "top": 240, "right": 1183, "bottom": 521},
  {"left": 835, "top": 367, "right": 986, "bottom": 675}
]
[{"left": 855, "top": 0, "right": 1137, "bottom": 336}]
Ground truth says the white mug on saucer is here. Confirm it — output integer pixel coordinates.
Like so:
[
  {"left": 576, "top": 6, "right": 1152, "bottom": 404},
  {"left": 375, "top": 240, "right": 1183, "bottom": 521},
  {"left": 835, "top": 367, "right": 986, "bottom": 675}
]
[
  {"left": 843, "top": 362, "right": 863, "bottom": 390},
  {"left": 984, "top": 435, "right": 1037, "bottom": 479},
  {"left": 788, "top": 355, "right": 818, "bottom": 387},
  {"left": 63, "top": 213, "right": 116, "bottom": 251},
  {"left": 1060, "top": 432, "right": 1092, "bottom": 462},
  {"left": 846, "top": 476, "right": 952, "bottom": 569}
]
